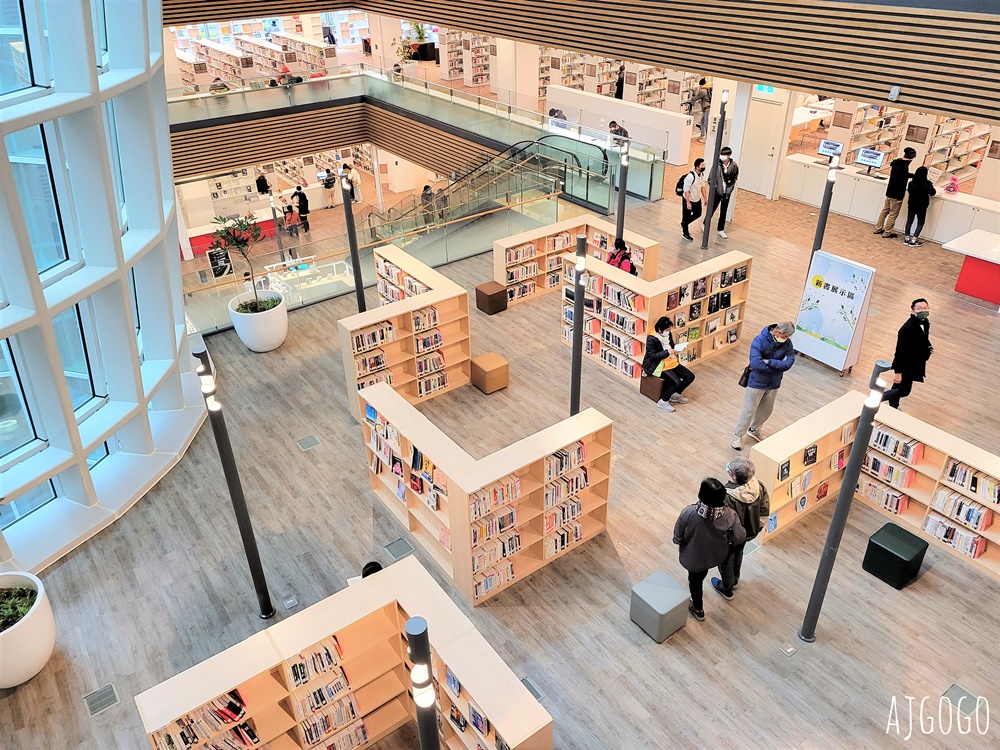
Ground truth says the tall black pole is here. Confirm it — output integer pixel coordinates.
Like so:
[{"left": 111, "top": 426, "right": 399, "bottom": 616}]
[
  {"left": 615, "top": 143, "right": 629, "bottom": 241},
  {"left": 569, "top": 234, "right": 586, "bottom": 416},
  {"left": 701, "top": 94, "right": 729, "bottom": 250},
  {"left": 197, "top": 366, "right": 275, "bottom": 620},
  {"left": 341, "top": 178, "right": 367, "bottom": 313},
  {"left": 799, "top": 359, "right": 892, "bottom": 643},
  {"left": 406, "top": 617, "right": 441, "bottom": 750},
  {"left": 811, "top": 155, "right": 840, "bottom": 262}
]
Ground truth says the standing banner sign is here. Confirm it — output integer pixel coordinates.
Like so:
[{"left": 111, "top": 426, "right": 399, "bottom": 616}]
[{"left": 794, "top": 251, "right": 876, "bottom": 375}]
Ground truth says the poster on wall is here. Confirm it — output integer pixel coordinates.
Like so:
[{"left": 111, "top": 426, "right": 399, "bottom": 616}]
[
  {"left": 208, "top": 247, "right": 234, "bottom": 278},
  {"left": 794, "top": 251, "right": 876, "bottom": 373}
]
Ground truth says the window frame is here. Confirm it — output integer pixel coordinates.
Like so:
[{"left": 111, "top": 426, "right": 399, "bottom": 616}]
[
  {"left": 91, "top": 0, "right": 109, "bottom": 72},
  {"left": 0, "top": 337, "right": 47, "bottom": 473},
  {"left": 103, "top": 99, "right": 127, "bottom": 234},
  {"left": 51, "top": 301, "right": 108, "bottom": 418},
  {"left": 0, "top": 0, "right": 52, "bottom": 108},
  {"left": 0, "top": 478, "right": 56, "bottom": 530},
  {"left": 127, "top": 267, "right": 143, "bottom": 361}
]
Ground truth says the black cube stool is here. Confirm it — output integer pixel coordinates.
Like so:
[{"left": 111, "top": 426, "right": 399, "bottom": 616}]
[{"left": 862, "top": 522, "right": 928, "bottom": 590}]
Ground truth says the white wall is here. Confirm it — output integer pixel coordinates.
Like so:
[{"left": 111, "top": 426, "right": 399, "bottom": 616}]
[{"left": 377, "top": 149, "right": 438, "bottom": 193}]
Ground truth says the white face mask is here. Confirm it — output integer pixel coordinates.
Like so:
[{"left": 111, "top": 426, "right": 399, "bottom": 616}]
[{"left": 721, "top": 155, "right": 730, "bottom": 162}]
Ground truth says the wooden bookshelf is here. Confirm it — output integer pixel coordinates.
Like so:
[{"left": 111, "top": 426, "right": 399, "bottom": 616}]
[
  {"left": 440, "top": 28, "right": 464, "bottom": 81},
  {"left": 462, "top": 32, "right": 492, "bottom": 87},
  {"left": 338, "top": 247, "right": 472, "bottom": 422},
  {"left": 559, "top": 250, "right": 753, "bottom": 384},
  {"left": 271, "top": 30, "right": 337, "bottom": 74},
  {"left": 175, "top": 48, "right": 212, "bottom": 88},
  {"left": 234, "top": 34, "right": 298, "bottom": 77},
  {"left": 493, "top": 216, "right": 660, "bottom": 306},
  {"left": 135, "top": 557, "right": 552, "bottom": 750},
  {"left": 751, "top": 391, "right": 1000, "bottom": 579},
  {"left": 827, "top": 99, "right": 909, "bottom": 173},
  {"left": 359, "top": 382, "right": 613, "bottom": 605},
  {"left": 190, "top": 39, "right": 254, "bottom": 84}
]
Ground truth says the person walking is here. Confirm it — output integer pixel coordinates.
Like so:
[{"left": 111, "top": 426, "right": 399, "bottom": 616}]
[
  {"left": 882, "top": 299, "right": 932, "bottom": 409},
  {"left": 903, "top": 167, "right": 936, "bottom": 247},
  {"left": 642, "top": 316, "right": 695, "bottom": 412},
  {"left": 292, "top": 186, "right": 310, "bottom": 234},
  {"left": 873, "top": 146, "right": 916, "bottom": 239},
  {"left": 255, "top": 171, "right": 270, "bottom": 195},
  {"left": 708, "top": 146, "right": 739, "bottom": 239},
  {"left": 689, "top": 78, "right": 712, "bottom": 142},
  {"left": 673, "top": 478, "right": 746, "bottom": 621},
  {"left": 680, "top": 158, "right": 707, "bottom": 241},
  {"left": 711, "top": 457, "right": 770, "bottom": 599},
  {"left": 420, "top": 185, "right": 435, "bottom": 226},
  {"left": 732, "top": 321, "right": 795, "bottom": 450},
  {"left": 323, "top": 170, "right": 338, "bottom": 208},
  {"left": 614, "top": 65, "right": 626, "bottom": 100}
]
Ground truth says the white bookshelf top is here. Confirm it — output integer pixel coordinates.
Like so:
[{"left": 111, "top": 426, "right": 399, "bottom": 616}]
[
  {"left": 234, "top": 34, "right": 283, "bottom": 52},
  {"left": 751, "top": 391, "right": 866, "bottom": 461},
  {"left": 174, "top": 48, "right": 200, "bottom": 63},
  {"left": 271, "top": 30, "right": 332, "bottom": 49},
  {"left": 375, "top": 245, "right": 457, "bottom": 291},
  {"left": 191, "top": 38, "right": 249, "bottom": 58}
]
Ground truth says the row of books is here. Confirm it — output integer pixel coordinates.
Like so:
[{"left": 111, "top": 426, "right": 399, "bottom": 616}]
[
  {"left": 375, "top": 257, "right": 404, "bottom": 288},
  {"left": 324, "top": 718, "right": 370, "bottom": 750},
  {"left": 416, "top": 352, "right": 445, "bottom": 376},
  {"left": 473, "top": 560, "right": 515, "bottom": 600},
  {"left": 504, "top": 241, "right": 536, "bottom": 264},
  {"left": 858, "top": 479, "right": 909, "bottom": 515},
  {"left": 863, "top": 451, "right": 913, "bottom": 489},
  {"left": 600, "top": 347, "right": 642, "bottom": 379},
  {"left": 412, "top": 306, "right": 439, "bottom": 333},
  {"left": 415, "top": 329, "right": 443, "bottom": 354},
  {"left": 294, "top": 669, "right": 350, "bottom": 718},
  {"left": 354, "top": 349, "right": 386, "bottom": 378},
  {"left": 506, "top": 280, "right": 536, "bottom": 301},
  {"left": 545, "top": 467, "right": 589, "bottom": 509},
  {"left": 549, "top": 231, "right": 573, "bottom": 251},
  {"left": 602, "top": 282, "right": 647, "bottom": 313},
  {"left": 153, "top": 690, "right": 247, "bottom": 748},
  {"left": 357, "top": 371, "right": 392, "bottom": 391},
  {"left": 471, "top": 530, "right": 522, "bottom": 573},
  {"left": 286, "top": 636, "right": 345, "bottom": 688},
  {"left": 351, "top": 322, "right": 395, "bottom": 354},
  {"left": 404, "top": 276, "right": 430, "bottom": 297},
  {"left": 944, "top": 459, "right": 1000, "bottom": 504},
  {"left": 544, "top": 440, "right": 586, "bottom": 481},
  {"left": 666, "top": 265, "right": 747, "bottom": 310},
  {"left": 471, "top": 505, "right": 517, "bottom": 548},
  {"left": 300, "top": 693, "right": 359, "bottom": 745},
  {"left": 603, "top": 307, "right": 645, "bottom": 336},
  {"left": 931, "top": 489, "right": 993, "bottom": 532},
  {"left": 544, "top": 518, "right": 583, "bottom": 558},
  {"left": 507, "top": 261, "right": 540, "bottom": 284},
  {"left": 376, "top": 278, "right": 405, "bottom": 305},
  {"left": 545, "top": 271, "right": 561, "bottom": 288},
  {"left": 600, "top": 326, "right": 642, "bottom": 358},
  {"left": 544, "top": 497, "right": 582, "bottom": 534},
  {"left": 416, "top": 371, "right": 449, "bottom": 398},
  {"left": 870, "top": 425, "right": 925, "bottom": 466},
  {"left": 923, "top": 513, "right": 988, "bottom": 558},
  {"left": 470, "top": 474, "right": 522, "bottom": 522}
]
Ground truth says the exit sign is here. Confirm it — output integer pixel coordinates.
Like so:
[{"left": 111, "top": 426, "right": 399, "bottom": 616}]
[{"left": 756, "top": 84, "right": 775, "bottom": 94}]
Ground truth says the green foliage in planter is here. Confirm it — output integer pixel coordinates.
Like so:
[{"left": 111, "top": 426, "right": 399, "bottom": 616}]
[
  {"left": 209, "top": 214, "right": 268, "bottom": 310},
  {"left": 0, "top": 587, "right": 37, "bottom": 633},
  {"left": 235, "top": 296, "right": 282, "bottom": 314}
]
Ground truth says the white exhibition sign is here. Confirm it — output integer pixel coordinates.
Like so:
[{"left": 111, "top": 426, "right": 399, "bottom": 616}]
[{"left": 794, "top": 251, "right": 876, "bottom": 372}]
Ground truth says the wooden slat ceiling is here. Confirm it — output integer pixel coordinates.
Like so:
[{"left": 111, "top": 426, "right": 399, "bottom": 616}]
[
  {"left": 170, "top": 102, "right": 496, "bottom": 179},
  {"left": 161, "top": 0, "right": 1000, "bottom": 124}
]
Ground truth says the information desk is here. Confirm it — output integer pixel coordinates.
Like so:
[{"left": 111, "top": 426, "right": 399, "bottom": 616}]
[
  {"left": 944, "top": 229, "right": 1000, "bottom": 307},
  {"left": 780, "top": 154, "right": 1000, "bottom": 244}
]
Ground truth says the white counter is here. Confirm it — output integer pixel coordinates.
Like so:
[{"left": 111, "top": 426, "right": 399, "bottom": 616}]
[
  {"left": 185, "top": 183, "right": 328, "bottom": 239},
  {"left": 780, "top": 153, "right": 1000, "bottom": 245}
]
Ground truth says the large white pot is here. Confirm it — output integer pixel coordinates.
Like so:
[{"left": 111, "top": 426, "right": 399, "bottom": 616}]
[
  {"left": 228, "top": 290, "right": 288, "bottom": 352},
  {"left": 0, "top": 571, "right": 56, "bottom": 689}
]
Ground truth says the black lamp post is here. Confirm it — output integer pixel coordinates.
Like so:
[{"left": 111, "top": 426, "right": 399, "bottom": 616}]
[
  {"left": 569, "top": 234, "right": 587, "bottom": 416},
  {"left": 341, "top": 176, "right": 367, "bottom": 313},
  {"left": 406, "top": 616, "right": 441, "bottom": 750}
]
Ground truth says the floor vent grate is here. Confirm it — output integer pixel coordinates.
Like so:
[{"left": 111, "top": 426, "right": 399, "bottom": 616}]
[
  {"left": 385, "top": 538, "right": 415, "bottom": 561},
  {"left": 942, "top": 683, "right": 978, "bottom": 715},
  {"left": 83, "top": 684, "right": 120, "bottom": 717},
  {"left": 521, "top": 677, "right": 545, "bottom": 701},
  {"left": 296, "top": 436, "right": 320, "bottom": 451}
]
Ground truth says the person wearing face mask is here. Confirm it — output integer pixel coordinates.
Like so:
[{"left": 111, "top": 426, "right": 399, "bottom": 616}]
[
  {"left": 711, "top": 457, "right": 770, "bottom": 600},
  {"left": 642, "top": 316, "right": 696, "bottom": 412},
  {"left": 732, "top": 321, "right": 795, "bottom": 450},
  {"left": 708, "top": 146, "right": 740, "bottom": 240},
  {"left": 609, "top": 120, "right": 629, "bottom": 146},
  {"left": 681, "top": 158, "right": 708, "bottom": 242},
  {"left": 882, "top": 299, "right": 933, "bottom": 409}
]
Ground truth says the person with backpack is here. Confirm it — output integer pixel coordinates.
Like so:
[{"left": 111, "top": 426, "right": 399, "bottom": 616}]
[
  {"left": 642, "top": 316, "right": 695, "bottom": 412},
  {"left": 679, "top": 158, "right": 707, "bottom": 241},
  {"left": 608, "top": 238, "right": 638, "bottom": 275},
  {"left": 292, "top": 186, "right": 310, "bottom": 234},
  {"left": 711, "top": 457, "right": 770, "bottom": 600},
  {"left": 673, "top": 478, "right": 746, "bottom": 621},
  {"left": 707, "top": 146, "right": 740, "bottom": 239},
  {"left": 903, "top": 166, "right": 936, "bottom": 247}
]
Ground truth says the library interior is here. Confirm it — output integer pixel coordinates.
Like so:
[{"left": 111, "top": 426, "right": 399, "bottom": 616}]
[{"left": 1, "top": 2, "right": 999, "bottom": 749}]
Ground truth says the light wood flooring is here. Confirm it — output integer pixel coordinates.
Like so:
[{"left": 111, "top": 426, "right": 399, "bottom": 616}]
[{"left": 2, "top": 190, "right": 999, "bottom": 750}]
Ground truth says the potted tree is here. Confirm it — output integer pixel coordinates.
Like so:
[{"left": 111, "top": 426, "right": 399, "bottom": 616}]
[
  {"left": 211, "top": 214, "right": 288, "bottom": 352},
  {"left": 392, "top": 37, "right": 419, "bottom": 77},
  {"left": 0, "top": 571, "right": 56, "bottom": 688}
]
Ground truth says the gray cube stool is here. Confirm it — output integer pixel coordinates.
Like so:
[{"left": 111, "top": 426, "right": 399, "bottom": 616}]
[{"left": 630, "top": 570, "right": 689, "bottom": 642}]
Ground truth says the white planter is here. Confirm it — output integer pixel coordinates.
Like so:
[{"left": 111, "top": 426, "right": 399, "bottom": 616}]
[
  {"left": 0, "top": 571, "right": 55, "bottom": 689},
  {"left": 228, "top": 290, "right": 288, "bottom": 352}
]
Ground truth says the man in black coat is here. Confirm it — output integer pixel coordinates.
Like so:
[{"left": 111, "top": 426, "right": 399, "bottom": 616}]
[
  {"left": 292, "top": 186, "right": 310, "bottom": 234},
  {"left": 883, "top": 298, "right": 932, "bottom": 409}
]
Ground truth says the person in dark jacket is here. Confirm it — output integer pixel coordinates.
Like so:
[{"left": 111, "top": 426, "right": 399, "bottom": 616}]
[
  {"left": 903, "top": 167, "right": 936, "bottom": 247},
  {"left": 292, "top": 186, "right": 310, "bottom": 234},
  {"left": 712, "top": 457, "right": 770, "bottom": 599},
  {"left": 873, "top": 146, "right": 916, "bottom": 239},
  {"left": 673, "top": 478, "right": 746, "bottom": 621},
  {"left": 732, "top": 321, "right": 794, "bottom": 450},
  {"left": 882, "top": 298, "right": 932, "bottom": 409},
  {"left": 642, "top": 316, "right": 695, "bottom": 413},
  {"left": 255, "top": 171, "right": 270, "bottom": 195},
  {"left": 614, "top": 65, "right": 625, "bottom": 99},
  {"left": 609, "top": 120, "right": 629, "bottom": 146},
  {"left": 322, "top": 171, "right": 338, "bottom": 208},
  {"left": 708, "top": 145, "right": 740, "bottom": 239}
]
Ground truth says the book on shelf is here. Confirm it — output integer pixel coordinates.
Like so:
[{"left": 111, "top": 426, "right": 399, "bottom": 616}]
[
  {"left": 470, "top": 474, "right": 522, "bottom": 521},
  {"left": 468, "top": 701, "right": 490, "bottom": 735},
  {"left": 471, "top": 530, "right": 521, "bottom": 572},
  {"left": 286, "top": 637, "right": 345, "bottom": 688},
  {"left": 726, "top": 329, "right": 738, "bottom": 344},
  {"left": 473, "top": 560, "right": 515, "bottom": 600},
  {"left": 795, "top": 494, "right": 808, "bottom": 512},
  {"left": 863, "top": 451, "right": 913, "bottom": 488},
  {"left": 417, "top": 371, "right": 449, "bottom": 398},
  {"left": 692, "top": 277, "right": 707, "bottom": 299},
  {"left": 352, "top": 322, "right": 396, "bottom": 353},
  {"left": 931, "top": 488, "right": 993, "bottom": 531},
  {"left": 445, "top": 666, "right": 461, "bottom": 696},
  {"left": 674, "top": 311, "right": 687, "bottom": 328},
  {"left": 545, "top": 518, "right": 583, "bottom": 558},
  {"left": 678, "top": 282, "right": 692, "bottom": 305},
  {"left": 505, "top": 241, "right": 536, "bottom": 264},
  {"left": 299, "top": 693, "right": 360, "bottom": 745},
  {"left": 396, "top": 478, "right": 406, "bottom": 502},
  {"left": 545, "top": 440, "right": 586, "bottom": 480},
  {"left": 600, "top": 327, "right": 642, "bottom": 357},
  {"left": 707, "top": 294, "right": 720, "bottom": 315},
  {"left": 725, "top": 307, "right": 739, "bottom": 326},
  {"left": 841, "top": 422, "right": 856, "bottom": 444},
  {"left": 923, "top": 513, "right": 988, "bottom": 558},
  {"left": 710, "top": 273, "right": 722, "bottom": 292},
  {"left": 870, "top": 425, "right": 925, "bottom": 465},
  {"left": 355, "top": 349, "right": 386, "bottom": 378},
  {"left": 415, "top": 328, "right": 444, "bottom": 354},
  {"left": 602, "top": 282, "right": 646, "bottom": 312},
  {"left": 944, "top": 459, "right": 999, "bottom": 504},
  {"left": 767, "top": 513, "right": 778, "bottom": 533},
  {"left": 416, "top": 351, "right": 446, "bottom": 376},
  {"left": 470, "top": 505, "right": 517, "bottom": 547},
  {"left": 686, "top": 325, "right": 701, "bottom": 341},
  {"left": 858, "top": 478, "right": 909, "bottom": 514},
  {"left": 705, "top": 317, "right": 719, "bottom": 335},
  {"left": 713, "top": 335, "right": 725, "bottom": 350},
  {"left": 720, "top": 291, "right": 732, "bottom": 309},
  {"left": 830, "top": 448, "right": 848, "bottom": 471},
  {"left": 439, "top": 525, "right": 452, "bottom": 551},
  {"left": 667, "top": 289, "right": 679, "bottom": 310},
  {"left": 545, "top": 466, "right": 589, "bottom": 508},
  {"left": 816, "top": 481, "right": 830, "bottom": 500},
  {"left": 603, "top": 307, "right": 645, "bottom": 335},
  {"left": 734, "top": 265, "right": 748, "bottom": 283},
  {"left": 803, "top": 444, "right": 818, "bottom": 466},
  {"left": 294, "top": 669, "right": 350, "bottom": 717},
  {"left": 789, "top": 470, "right": 813, "bottom": 497},
  {"left": 689, "top": 301, "right": 702, "bottom": 321},
  {"left": 721, "top": 269, "right": 734, "bottom": 287},
  {"left": 779, "top": 460, "right": 791, "bottom": 482},
  {"left": 412, "top": 306, "right": 440, "bottom": 332}
]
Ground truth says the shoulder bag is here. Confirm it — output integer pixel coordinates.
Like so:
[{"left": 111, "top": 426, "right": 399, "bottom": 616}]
[{"left": 738, "top": 364, "right": 751, "bottom": 388}]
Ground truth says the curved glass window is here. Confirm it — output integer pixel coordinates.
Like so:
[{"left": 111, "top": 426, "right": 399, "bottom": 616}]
[
  {"left": 0, "top": 3, "right": 30, "bottom": 96},
  {"left": 51, "top": 306, "right": 102, "bottom": 410},
  {"left": 0, "top": 340, "right": 36, "bottom": 460},
  {"left": 0, "top": 480, "right": 55, "bottom": 529}
]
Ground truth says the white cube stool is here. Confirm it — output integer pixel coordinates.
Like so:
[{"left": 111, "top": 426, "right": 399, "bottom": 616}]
[{"left": 630, "top": 570, "right": 689, "bottom": 643}]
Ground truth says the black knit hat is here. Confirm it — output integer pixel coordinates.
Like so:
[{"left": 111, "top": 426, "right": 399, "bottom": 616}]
[{"left": 698, "top": 478, "right": 727, "bottom": 507}]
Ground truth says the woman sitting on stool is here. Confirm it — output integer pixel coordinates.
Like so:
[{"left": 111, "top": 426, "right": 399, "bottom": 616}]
[{"left": 642, "top": 316, "right": 695, "bottom": 412}]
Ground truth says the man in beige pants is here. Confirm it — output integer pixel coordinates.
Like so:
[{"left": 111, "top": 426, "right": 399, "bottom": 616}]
[{"left": 873, "top": 147, "right": 916, "bottom": 240}]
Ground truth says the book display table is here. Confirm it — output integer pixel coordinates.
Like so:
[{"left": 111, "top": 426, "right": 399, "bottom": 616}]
[{"left": 944, "top": 229, "right": 1000, "bottom": 307}]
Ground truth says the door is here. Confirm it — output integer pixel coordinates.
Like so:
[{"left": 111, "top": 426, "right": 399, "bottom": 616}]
[{"left": 739, "top": 98, "right": 788, "bottom": 197}]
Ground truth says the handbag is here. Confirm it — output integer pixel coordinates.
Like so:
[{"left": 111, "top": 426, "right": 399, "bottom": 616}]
[{"left": 738, "top": 364, "right": 751, "bottom": 388}]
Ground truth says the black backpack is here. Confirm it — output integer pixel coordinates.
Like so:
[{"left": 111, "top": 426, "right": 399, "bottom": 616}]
[{"left": 675, "top": 171, "right": 694, "bottom": 197}]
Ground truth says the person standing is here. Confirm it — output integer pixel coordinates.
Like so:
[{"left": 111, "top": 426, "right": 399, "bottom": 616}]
[
  {"left": 255, "top": 170, "right": 270, "bottom": 195},
  {"left": 732, "top": 321, "right": 795, "bottom": 450},
  {"left": 292, "top": 186, "right": 310, "bottom": 234},
  {"left": 680, "top": 158, "right": 707, "bottom": 242},
  {"left": 608, "top": 238, "right": 638, "bottom": 275},
  {"left": 873, "top": 146, "right": 916, "bottom": 239},
  {"left": 609, "top": 120, "right": 629, "bottom": 146},
  {"left": 708, "top": 146, "right": 739, "bottom": 239},
  {"left": 882, "top": 299, "right": 932, "bottom": 409},
  {"left": 903, "top": 167, "right": 936, "bottom": 247},
  {"left": 614, "top": 65, "right": 625, "bottom": 100},
  {"left": 673, "top": 478, "right": 746, "bottom": 621},
  {"left": 345, "top": 161, "right": 363, "bottom": 204},
  {"left": 642, "top": 316, "right": 695, "bottom": 412},
  {"left": 689, "top": 78, "right": 712, "bottom": 142},
  {"left": 712, "top": 458, "right": 770, "bottom": 599},
  {"left": 323, "top": 170, "right": 338, "bottom": 208},
  {"left": 420, "top": 185, "right": 435, "bottom": 225}
]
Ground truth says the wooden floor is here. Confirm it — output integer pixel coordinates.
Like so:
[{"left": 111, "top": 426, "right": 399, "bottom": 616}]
[{"left": 2, "top": 189, "right": 999, "bottom": 750}]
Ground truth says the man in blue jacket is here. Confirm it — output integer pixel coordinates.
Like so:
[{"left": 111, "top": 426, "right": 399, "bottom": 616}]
[{"left": 732, "top": 322, "right": 795, "bottom": 450}]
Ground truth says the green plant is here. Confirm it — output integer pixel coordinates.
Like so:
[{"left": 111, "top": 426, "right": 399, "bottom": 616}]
[
  {"left": 0, "top": 587, "right": 37, "bottom": 633},
  {"left": 408, "top": 22, "right": 427, "bottom": 43},
  {"left": 392, "top": 37, "right": 415, "bottom": 63},
  {"left": 209, "top": 214, "right": 272, "bottom": 314}
]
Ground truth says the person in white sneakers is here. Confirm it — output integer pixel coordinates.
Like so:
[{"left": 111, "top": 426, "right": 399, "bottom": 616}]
[
  {"left": 708, "top": 146, "right": 739, "bottom": 240},
  {"left": 642, "top": 316, "right": 695, "bottom": 412},
  {"left": 732, "top": 322, "right": 795, "bottom": 450}
]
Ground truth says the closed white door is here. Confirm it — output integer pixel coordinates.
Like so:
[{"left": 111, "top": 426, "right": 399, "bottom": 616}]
[{"left": 739, "top": 98, "right": 787, "bottom": 197}]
